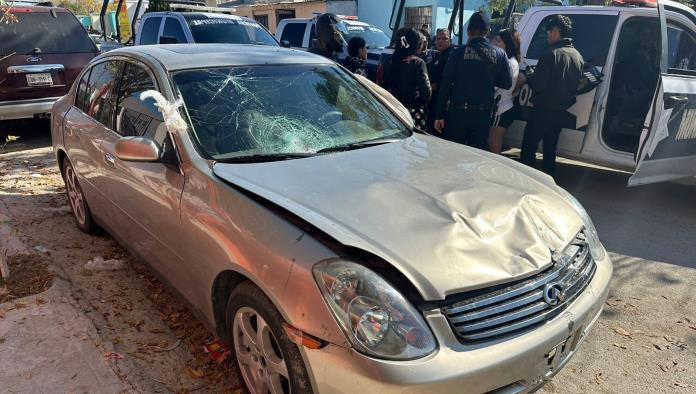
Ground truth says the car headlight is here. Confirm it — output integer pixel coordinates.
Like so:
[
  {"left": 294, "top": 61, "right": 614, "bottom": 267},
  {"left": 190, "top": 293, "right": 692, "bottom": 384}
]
[
  {"left": 557, "top": 187, "right": 605, "bottom": 261},
  {"left": 313, "top": 260, "right": 437, "bottom": 360}
]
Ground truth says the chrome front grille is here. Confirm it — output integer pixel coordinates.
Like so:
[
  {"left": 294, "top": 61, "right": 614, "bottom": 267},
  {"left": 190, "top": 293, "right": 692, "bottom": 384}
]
[{"left": 442, "top": 233, "right": 596, "bottom": 342}]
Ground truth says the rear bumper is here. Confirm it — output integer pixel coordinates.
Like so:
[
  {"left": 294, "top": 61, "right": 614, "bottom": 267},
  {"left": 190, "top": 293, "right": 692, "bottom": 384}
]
[{"left": 0, "top": 97, "right": 59, "bottom": 120}]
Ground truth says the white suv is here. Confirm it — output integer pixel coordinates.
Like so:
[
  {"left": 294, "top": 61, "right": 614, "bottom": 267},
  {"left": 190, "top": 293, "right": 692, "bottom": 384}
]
[{"left": 276, "top": 17, "right": 390, "bottom": 79}]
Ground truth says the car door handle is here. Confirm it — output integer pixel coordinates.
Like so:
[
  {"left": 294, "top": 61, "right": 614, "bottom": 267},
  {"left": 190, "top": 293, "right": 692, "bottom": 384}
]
[
  {"left": 666, "top": 95, "right": 689, "bottom": 106},
  {"left": 105, "top": 153, "right": 116, "bottom": 167}
]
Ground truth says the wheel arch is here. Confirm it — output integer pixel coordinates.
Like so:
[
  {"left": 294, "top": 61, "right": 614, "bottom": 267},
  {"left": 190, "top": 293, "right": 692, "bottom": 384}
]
[{"left": 211, "top": 269, "right": 254, "bottom": 342}]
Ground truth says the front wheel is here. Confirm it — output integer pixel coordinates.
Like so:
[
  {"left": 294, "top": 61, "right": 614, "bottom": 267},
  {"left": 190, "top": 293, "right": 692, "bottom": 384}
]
[
  {"left": 226, "top": 282, "right": 312, "bottom": 394},
  {"left": 62, "top": 158, "right": 100, "bottom": 234}
]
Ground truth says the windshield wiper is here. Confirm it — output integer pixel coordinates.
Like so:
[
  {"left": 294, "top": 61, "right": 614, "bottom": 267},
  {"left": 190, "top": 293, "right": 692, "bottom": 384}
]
[
  {"left": 215, "top": 152, "right": 315, "bottom": 163},
  {"left": 316, "top": 137, "right": 404, "bottom": 154}
]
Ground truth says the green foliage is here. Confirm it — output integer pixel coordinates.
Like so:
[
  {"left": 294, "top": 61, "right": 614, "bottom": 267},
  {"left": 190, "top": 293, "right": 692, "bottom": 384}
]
[{"left": 145, "top": 0, "right": 171, "bottom": 13}]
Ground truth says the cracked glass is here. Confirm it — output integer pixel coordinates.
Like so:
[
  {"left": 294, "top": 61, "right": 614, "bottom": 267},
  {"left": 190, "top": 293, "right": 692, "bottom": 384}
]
[{"left": 173, "top": 64, "right": 410, "bottom": 161}]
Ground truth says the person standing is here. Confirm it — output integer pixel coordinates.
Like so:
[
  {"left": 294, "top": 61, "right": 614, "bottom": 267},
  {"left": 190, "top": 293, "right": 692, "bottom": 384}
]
[
  {"left": 520, "top": 15, "right": 583, "bottom": 175},
  {"left": 383, "top": 28, "right": 432, "bottom": 130},
  {"left": 489, "top": 28, "right": 524, "bottom": 154},
  {"left": 427, "top": 28, "right": 454, "bottom": 133},
  {"left": 344, "top": 36, "right": 368, "bottom": 76},
  {"left": 308, "top": 13, "right": 344, "bottom": 61},
  {"left": 434, "top": 12, "right": 512, "bottom": 150}
]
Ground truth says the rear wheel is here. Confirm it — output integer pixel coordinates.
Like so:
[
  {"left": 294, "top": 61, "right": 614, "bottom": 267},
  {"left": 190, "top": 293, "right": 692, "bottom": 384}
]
[
  {"left": 226, "top": 282, "right": 312, "bottom": 394},
  {"left": 62, "top": 158, "right": 100, "bottom": 234}
]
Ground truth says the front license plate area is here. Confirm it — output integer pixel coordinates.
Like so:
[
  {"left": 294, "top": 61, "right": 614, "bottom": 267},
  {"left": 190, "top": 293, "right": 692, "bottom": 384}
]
[
  {"left": 26, "top": 73, "right": 53, "bottom": 86},
  {"left": 544, "top": 326, "right": 583, "bottom": 377}
]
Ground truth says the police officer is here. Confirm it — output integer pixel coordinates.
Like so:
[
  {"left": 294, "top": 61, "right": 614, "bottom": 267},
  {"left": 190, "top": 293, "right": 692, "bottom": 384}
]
[
  {"left": 434, "top": 12, "right": 512, "bottom": 150},
  {"left": 308, "top": 13, "right": 344, "bottom": 61}
]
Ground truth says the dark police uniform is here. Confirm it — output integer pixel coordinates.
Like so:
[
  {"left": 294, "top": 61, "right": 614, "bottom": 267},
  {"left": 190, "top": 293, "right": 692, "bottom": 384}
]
[{"left": 435, "top": 37, "right": 512, "bottom": 149}]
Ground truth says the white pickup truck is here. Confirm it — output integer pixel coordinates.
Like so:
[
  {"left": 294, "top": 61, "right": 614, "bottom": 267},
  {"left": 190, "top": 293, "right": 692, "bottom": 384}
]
[{"left": 135, "top": 11, "right": 278, "bottom": 46}]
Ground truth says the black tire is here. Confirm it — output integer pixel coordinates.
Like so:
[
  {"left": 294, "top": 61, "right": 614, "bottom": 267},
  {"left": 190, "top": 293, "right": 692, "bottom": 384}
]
[
  {"left": 226, "top": 282, "right": 312, "bottom": 394},
  {"left": 62, "top": 158, "right": 100, "bottom": 234}
]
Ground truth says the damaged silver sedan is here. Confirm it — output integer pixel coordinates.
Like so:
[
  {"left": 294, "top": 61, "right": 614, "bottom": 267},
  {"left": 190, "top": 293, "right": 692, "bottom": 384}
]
[{"left": 51, "top": 44, "right": 612, "bottom": 393}]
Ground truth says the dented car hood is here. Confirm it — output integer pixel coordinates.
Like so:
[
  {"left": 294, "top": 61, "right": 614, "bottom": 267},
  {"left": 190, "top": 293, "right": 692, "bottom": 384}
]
[{"left": 213, "top": 135, "right": 584, "bottom": 300}]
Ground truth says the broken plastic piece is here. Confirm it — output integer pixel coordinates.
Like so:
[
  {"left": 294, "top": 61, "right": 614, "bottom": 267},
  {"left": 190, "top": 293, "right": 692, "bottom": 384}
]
[
  {"left": 84, "top": 256, "right": 125, "bottom": 271},
  {"left": 204, "top": 339, "right": 231, "bottom": 363}
]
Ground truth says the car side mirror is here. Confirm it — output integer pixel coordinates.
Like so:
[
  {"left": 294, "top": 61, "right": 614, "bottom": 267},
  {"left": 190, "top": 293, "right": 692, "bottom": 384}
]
[
  {"left": 280, "top": 40, "right": 291, "bottom": 48},
  {"left": 159, "top": 35, "right": 179, "bottom": 44},
  {"left": 115, "top": 137, "right": 162, "bottom": 162}
]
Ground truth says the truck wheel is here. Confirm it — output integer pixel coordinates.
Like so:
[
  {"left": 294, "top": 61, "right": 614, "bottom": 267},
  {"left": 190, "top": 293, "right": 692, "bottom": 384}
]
[
  {"left": 62, "top": 158, "right": 100, "bottom": 234},
  {"left": 226, "top": 282, "right": 312, "bottom": 394}
]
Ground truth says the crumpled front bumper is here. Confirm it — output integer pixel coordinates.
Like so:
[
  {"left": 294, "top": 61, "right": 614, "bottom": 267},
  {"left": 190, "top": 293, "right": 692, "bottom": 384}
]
[
  {"left": 301, "top": 252, "right": 613, "bottom": 394},
  {"left": 0, "top": 97, "right": 58, "bottom": 120}
]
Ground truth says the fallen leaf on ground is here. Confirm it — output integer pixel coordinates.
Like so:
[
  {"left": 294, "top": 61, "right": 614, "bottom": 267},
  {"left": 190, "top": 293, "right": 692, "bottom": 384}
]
[
  {"left": 185, "top": 366, "right": 205, "bottom": 379},
  {"left": 674, "top": 382, "right": 690, "bottom": 388},
  {"left": 653, "top": 344, "right": 662, "bottom": 351},
  {"left": 14, "top": 302, "right": 28, "bottom": 309},
  {"left": 613, "top": 327, "right": 632, "bottom": 338},
  {"left": 24, "top": 372, "right": 32, "bottom": 380},
  {"left": 659, "top": 364, "right": 669, "bottom": 372},
  {"left": 595, "top": 372, "right": 603, "bottom": 385},
  {"left": 613, "top": 343, "right": 627, "bottom": 349},
  {"left": 103, "top": 352, "right": 125, "bottom": 361},
  {"left": 149, "top": 328, "right": 165, "bottom": 334}
]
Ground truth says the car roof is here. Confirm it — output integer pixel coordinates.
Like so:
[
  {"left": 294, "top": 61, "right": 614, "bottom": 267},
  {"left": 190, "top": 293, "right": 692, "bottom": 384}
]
[
  {"left": 109, "top": 44, "right": 334, "bottom": 71},
  {"left": 146, "top": 11, "right": 254, "bottom": 21},
  {"left": 0, "top": 5, "right": 70, "bottom": 12}
]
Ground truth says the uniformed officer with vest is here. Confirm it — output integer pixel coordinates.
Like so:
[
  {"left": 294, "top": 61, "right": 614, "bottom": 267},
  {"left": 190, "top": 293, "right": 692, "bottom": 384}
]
[{"left": 434, "top": 12, "right": 512, "bottom": 150}]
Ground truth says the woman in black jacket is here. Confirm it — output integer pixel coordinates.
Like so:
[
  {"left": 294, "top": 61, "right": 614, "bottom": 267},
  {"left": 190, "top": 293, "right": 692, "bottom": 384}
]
[{"left": 383, "top": 28, "right": 432, "bottom": 129}]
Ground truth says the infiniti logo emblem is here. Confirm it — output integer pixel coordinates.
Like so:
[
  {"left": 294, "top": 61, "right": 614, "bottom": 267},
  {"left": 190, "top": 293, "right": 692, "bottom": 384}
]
[{"left": 543, "top": 283, "right": 565, "bottom": 306}]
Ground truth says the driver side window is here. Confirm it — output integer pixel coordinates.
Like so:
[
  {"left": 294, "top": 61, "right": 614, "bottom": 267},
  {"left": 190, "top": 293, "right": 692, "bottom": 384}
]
[
  {"left": 668, "top": 23, "right": 696, "bottom": 73},
  {"left": 114, "top": 62, "right": 157, "bottom": 138}
]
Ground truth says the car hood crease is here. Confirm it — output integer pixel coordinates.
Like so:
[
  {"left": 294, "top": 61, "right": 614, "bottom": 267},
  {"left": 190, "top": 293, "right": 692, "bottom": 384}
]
[{"left": 213, "top": 135, "right": 584, "bottom": 300}]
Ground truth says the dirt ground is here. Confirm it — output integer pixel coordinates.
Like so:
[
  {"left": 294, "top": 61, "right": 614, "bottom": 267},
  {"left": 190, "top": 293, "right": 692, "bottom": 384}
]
[{"left": 0, "top": 146, "right": 239, "bottom": 392}]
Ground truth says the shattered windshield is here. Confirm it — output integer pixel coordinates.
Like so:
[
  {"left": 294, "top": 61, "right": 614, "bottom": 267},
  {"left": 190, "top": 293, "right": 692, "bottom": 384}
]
[{"left": 173, "top": 64, "right": 410, "bottom": 160}]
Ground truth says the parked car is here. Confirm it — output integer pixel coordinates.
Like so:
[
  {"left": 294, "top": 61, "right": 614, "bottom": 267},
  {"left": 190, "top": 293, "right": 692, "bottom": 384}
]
[
  {"left": 89, "top": 33, "right": 124, "bottom": 53},
  {"left": 0, "top": 5, "right": 98, "bottom": 120},
  {"left": 51, "top": 44, "right": 612, "bottom": 393},
  {"left": 276, "top": 16, "right": 390, "bottom": 80},
  {"left": 135, "top": 11, "right": 278, "bottom": 46}
]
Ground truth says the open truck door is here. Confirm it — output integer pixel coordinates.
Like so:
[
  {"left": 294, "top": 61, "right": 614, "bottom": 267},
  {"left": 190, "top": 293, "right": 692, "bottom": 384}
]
[{"left": 629, "top": 0, "right": 696, "bottom": 186}]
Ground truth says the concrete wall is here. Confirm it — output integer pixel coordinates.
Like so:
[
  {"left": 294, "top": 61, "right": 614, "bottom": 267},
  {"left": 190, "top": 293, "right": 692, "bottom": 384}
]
[
  {"left": 326, "top": 0, "right": 356, "bottom": 16},
  {"left": 356, "top": 0, "right": 486, "bottom": 39}
]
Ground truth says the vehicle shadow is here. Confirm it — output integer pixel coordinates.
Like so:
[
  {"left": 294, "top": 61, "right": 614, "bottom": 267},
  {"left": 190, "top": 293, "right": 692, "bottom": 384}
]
[
  {"left": 552, "top": 159, "right": 696, "bottom": 269},
  {"left": 0, "top": 119, "right": 52, "bottom": 154}
]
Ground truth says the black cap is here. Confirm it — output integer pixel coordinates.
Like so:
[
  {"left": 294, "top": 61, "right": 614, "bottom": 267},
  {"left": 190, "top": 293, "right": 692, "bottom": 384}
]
[{"left": 468, "top": 11, "right": 490, "bottom": 31}]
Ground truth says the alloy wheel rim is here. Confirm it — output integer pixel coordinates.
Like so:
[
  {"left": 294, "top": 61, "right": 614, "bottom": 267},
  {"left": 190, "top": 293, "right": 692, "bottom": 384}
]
[
  {"left": 65, "top": 166, "right": 86, "bottom": 225},
  {"left": 233, "top": 307, "right": 290, "bottom": 394}
]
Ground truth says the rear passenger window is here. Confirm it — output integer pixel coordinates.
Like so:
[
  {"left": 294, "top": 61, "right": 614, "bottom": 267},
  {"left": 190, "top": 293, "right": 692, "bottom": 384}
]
[
  {"left": 140, "top": 17, "right": 161, "bottom": 45},
  {"left": 75, "top": 69, "right": 92, "bottom": 112},
  {"left": 84, "top": 61, "right": 122, "bottom": 129},
  {"left": 280, "top": 22, "right": 305, "bottom": 47},
  {"left": 114, "top": 63, "right": 158, "bottom": 137},
  {"left": 526, "top": 14, "right": 618, "bottom": 66},
  {"left": 163, "top": 17, "right": 187, "bottom": 44}
]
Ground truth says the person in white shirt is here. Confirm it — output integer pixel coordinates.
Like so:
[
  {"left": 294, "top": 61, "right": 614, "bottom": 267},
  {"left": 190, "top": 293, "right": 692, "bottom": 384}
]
[{"left": 489, "top": 28, "right": 525, "bottom": 154}]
